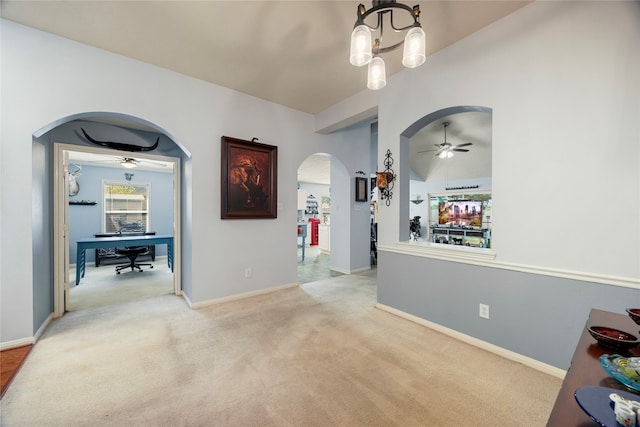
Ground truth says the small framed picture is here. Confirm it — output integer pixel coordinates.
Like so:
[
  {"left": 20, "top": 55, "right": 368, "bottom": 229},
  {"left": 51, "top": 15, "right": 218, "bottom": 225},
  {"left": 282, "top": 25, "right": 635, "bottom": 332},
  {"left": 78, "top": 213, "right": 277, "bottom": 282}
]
[
  {"left": 221, "top": 136, "right": 278, "bottom": 219},
  {"left": 355, "top": 177, "right": 368, "bottom": 202}
]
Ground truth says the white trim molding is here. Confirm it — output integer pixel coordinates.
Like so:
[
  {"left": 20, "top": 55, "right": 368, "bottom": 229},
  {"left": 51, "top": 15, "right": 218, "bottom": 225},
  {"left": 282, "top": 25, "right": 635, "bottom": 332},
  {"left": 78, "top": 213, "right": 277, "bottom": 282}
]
[
  {"left": 1, "top": 337, "right": 35, "bottom": 351},
  {"left": 331, "top": 266, "right": 372, "bottom": 275},
  {"left": 1, "top": 313, "right": 54, "bottom": 350},
  {"left": 33, "top": 313, "right": 53, "bottom": 343},
  {"left": 375, "top": 303, "right": 567, "bottom": 380},
  {"left": 188, "top": 283, "right": 299, "bottom": 310},
  {"left": 380, "top": 243, "right": 639, "bottom": 290}
]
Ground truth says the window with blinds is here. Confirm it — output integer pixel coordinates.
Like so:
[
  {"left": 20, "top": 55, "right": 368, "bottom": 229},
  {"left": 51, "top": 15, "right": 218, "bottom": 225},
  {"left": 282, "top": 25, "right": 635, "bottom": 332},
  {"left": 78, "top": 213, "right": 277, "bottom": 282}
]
[{"left": 103, "top": 182, "right": 150, "bottom": 233}]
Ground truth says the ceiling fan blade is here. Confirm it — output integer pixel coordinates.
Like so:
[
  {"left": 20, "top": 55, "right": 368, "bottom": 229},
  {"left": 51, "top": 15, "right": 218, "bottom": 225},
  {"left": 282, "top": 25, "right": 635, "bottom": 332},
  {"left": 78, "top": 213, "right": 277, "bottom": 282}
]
[
  {"left": 418, "top": 149, "right": 437, "bottom": 153},
  {"left": 85, "top": 159, "right": 119, "bottom": 164},
  {"left": 139, "top": 159, "right": 167, "bottom": 167},
  {"left": 455, "top": 142, "right": 472, "bottom": 148},
  {"left": 453, "top": 149, "right": 469, "bottom": 152}
]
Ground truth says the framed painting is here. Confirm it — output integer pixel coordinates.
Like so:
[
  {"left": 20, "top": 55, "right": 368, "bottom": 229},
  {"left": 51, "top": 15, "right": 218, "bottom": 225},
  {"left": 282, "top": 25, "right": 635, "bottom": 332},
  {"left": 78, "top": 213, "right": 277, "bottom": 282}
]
[
  {"left": 221, "top": 136, "right": 278, "bottom": 219},
  {"left": 355, "top": 177, "right": 368, "bottom": 202}
]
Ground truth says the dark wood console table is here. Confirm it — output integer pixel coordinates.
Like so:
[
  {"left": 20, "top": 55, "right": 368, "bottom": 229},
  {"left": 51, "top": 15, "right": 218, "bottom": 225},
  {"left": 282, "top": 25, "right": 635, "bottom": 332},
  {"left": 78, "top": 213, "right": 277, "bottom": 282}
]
[{"left": 547, "top": 308, "right": 640, "bottom": 426}]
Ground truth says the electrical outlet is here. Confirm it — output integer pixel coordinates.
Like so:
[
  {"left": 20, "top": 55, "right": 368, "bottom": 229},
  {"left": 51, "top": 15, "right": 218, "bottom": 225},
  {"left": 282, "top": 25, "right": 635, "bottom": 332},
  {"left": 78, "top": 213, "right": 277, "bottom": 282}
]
[
  {"left": 479, "top": 303, "right": 490, "bottom": 319},
  {"left": 244, "top": 268, "right": 252, "bottom": 278}
]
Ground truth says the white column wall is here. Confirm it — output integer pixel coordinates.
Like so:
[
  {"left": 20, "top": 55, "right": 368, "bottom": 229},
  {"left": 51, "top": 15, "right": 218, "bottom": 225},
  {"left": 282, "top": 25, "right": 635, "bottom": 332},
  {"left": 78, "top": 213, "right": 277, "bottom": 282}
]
[{"left": 377, "top": 1, "right": 640, "bottom": 281}]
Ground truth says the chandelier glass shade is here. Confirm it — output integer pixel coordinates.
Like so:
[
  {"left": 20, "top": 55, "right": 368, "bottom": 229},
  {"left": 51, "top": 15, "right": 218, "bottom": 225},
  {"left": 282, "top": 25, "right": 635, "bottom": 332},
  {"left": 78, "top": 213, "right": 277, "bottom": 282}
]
[
  {"left": 367, "top": 56, "right": 387, "bottom": 90},
  {"left": 402, "top": 27, "right": 426, "bottom": 68},
  {"left": 350, "top": 25, "right": 373, "bottom": 66},
  {"left": 349, "top": 1, "right": 426, "bottom": 90}
]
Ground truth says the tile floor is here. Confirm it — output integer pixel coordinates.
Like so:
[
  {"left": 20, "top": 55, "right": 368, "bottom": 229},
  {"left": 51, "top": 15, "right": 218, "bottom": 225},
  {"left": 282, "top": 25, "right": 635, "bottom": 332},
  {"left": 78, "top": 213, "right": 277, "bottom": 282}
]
[{"left": 297, "top": 245, "right": 345, "bottom": 284}]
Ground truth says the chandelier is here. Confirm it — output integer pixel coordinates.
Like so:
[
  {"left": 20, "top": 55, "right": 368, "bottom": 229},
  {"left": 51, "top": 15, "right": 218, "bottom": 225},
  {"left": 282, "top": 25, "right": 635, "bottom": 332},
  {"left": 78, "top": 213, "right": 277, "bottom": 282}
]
[{"left": 349, "top": 1, "right": 426, "bottom": 90}]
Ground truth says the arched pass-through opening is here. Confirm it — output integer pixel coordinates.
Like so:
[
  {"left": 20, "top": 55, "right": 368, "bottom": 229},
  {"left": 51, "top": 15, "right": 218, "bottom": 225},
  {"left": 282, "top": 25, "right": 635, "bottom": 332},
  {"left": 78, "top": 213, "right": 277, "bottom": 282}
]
[
  {"left": 296, "top": 153, "right": 333, "bottom": 283},
  {"left": 296, "top": 153, "right": 352, "bottom": 283},
  {"left": 36, "top": 112, "right": 189, "bottom": 318},
  {"left": 400, "top": 105, "right": 493, "bottom": 247}
]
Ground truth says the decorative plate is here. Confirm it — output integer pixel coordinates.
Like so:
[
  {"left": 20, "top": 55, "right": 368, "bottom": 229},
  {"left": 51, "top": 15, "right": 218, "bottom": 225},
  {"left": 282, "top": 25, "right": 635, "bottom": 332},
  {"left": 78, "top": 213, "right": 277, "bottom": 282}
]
[
  {"left": 627, "top": 308, "right": 640, "bottom": 326},
  {"left": 588, "top": 326, "right": 639, "bottom": 350},
  {"left": 575, "top": 386, "right": 640, "bottom": 427},
  {"left": 599, "top": 354, "right": 640, "bottom": 392}
]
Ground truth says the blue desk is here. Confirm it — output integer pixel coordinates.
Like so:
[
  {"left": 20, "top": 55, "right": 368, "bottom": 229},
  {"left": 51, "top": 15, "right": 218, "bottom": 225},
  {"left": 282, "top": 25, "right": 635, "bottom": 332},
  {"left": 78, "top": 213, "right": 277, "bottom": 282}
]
[{"left": 76, "top": 235, "right": 174, "bottom": 285}]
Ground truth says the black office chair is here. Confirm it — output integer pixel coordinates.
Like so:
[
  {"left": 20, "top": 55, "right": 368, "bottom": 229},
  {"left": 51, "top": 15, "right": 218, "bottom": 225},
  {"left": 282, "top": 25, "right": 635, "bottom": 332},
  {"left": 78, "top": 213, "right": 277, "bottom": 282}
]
[{"left": 115, "top": 246, "right": 154, "bottom": 274}]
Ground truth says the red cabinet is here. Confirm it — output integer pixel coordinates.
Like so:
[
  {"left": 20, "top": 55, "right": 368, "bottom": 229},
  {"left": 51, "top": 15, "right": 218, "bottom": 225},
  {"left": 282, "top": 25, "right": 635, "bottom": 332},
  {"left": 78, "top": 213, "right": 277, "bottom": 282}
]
[{"left": 308, "top": 218, "right": 320, "bottom": 246}]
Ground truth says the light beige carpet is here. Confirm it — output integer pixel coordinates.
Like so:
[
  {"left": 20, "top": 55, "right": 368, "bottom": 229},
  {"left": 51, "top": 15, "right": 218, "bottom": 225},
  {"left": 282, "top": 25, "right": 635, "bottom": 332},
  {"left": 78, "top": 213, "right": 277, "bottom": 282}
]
[
  {"left": 69, "top": 258, "right": 174, "bottom": 311},
  {"left": 0, "top": 270, "right": 561, "bottom": 426}
]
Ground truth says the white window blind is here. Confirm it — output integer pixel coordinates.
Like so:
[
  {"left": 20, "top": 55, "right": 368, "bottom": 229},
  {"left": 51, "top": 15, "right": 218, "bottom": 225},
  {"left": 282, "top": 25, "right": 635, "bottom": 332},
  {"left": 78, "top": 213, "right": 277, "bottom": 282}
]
[{"left": 103, "top": 182, "right": 150, "bottom": 233}]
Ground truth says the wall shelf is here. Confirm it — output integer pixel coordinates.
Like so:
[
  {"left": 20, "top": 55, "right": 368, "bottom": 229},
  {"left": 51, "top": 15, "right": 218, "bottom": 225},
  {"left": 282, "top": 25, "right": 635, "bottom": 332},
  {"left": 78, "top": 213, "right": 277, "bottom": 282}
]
[{"left": 69, "top": 200, "right": 96, "bottom": 205}]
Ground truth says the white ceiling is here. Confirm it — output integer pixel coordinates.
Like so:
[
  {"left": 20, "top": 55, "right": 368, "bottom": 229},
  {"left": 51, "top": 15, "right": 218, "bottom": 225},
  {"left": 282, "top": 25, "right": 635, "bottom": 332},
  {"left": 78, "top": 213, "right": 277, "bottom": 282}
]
[
  {"left": 298, "top": 153, "right": 331, "bottom": 185},
  {"left": 1, "top": 0, "right": 530, "bottom": 115},
  {"left": 410, "top": 111, "right": 492, "bottom": 183},
  {"left": 4, "top": 1, "right": 510, "bottom": 183},
  {"left": 297, "top": 111, "right": 492, "bottom": 186}
]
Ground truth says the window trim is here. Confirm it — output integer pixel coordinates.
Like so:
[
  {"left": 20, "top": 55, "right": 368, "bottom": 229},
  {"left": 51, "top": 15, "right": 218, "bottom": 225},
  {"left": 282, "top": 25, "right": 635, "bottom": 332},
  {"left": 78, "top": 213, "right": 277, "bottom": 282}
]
[
  {"left": 102, "top": 180, "right": 151, "bottom": 233},
  {"left": 391, "top": 240, "right": 496, "bottom": 262}
]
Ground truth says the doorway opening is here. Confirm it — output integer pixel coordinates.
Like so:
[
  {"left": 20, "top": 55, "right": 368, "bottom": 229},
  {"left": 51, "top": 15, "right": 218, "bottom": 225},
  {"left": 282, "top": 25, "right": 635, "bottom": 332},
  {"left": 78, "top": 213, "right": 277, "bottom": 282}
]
[
  {"left": 296, "top": 153, "right": 343, "bottom": 284},
  {"left": 47, "top": 115, "right": 185, "bottom": 317},
  {"left": 64, "top": 147, "right": 177, "bottom": 311}
]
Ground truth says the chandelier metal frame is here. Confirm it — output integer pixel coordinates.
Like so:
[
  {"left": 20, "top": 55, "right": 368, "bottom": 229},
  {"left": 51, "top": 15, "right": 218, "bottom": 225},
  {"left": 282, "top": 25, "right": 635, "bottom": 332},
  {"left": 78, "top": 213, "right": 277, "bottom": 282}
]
[
  {"left": 349, "top": 1, "right": 425, "bottom": 90},
  {"left": 353, "top": 0, "right": 422, "bottom": 56}
]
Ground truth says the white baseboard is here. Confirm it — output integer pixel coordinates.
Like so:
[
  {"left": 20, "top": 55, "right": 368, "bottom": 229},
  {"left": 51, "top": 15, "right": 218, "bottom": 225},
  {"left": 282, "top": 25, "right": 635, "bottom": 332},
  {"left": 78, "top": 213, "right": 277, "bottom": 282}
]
[
  {"left": 331, "top": 266, "right": 372, "bottom": 275},
  {"left": 189, "top": 283, "right": 298, "bottom": 309},
  {"left": 1, "top": 337, "right": 35, "bottom": 351},
  {"left": 375, "top": 303, "right": 567, "bottom": 379},
  {"left": 1, "top": 313, "right": 54, "bottom": 351},
  {"left": 33, "top": 313, "right": 53, "bottom": 342},
  {"left": 182, "top": 292, "right": 193, "bottom": 308}
]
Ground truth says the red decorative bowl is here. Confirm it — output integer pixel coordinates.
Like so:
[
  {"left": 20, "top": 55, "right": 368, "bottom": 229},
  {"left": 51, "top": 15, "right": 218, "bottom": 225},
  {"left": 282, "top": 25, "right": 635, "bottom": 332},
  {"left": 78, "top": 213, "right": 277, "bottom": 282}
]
[
  {"left": 588, "top": 326, "right": 639, "bottom": 351},
  {"left": 626, "top": 308, "right": 640, "bottom": 326}
]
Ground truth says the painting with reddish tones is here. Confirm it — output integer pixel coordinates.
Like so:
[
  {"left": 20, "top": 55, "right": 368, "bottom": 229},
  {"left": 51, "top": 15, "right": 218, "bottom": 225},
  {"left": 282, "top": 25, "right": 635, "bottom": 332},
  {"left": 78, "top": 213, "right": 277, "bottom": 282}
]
[{"left": 221, "top": 136, "right": 278, "bottom": 219}]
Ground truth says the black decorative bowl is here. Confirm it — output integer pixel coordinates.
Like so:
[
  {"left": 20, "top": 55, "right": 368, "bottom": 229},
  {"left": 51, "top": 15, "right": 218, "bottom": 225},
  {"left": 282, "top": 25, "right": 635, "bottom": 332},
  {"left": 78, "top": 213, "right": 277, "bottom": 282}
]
[
  {"left": 626, "top": 308, "right": 640, "bottom": 326},
  {"left": 588, "top": 326, "right": 639, "bottom": 351}
]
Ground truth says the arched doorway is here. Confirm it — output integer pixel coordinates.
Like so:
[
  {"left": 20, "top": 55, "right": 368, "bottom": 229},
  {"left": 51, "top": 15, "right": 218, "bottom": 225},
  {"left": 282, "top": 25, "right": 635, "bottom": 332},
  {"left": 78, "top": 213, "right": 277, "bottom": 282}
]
[
  {"left": 35, "top": 112, "right": 189, "bottom": 317},
  {"left": 296, "top": 153, "right": 349, "bottom": 284}
]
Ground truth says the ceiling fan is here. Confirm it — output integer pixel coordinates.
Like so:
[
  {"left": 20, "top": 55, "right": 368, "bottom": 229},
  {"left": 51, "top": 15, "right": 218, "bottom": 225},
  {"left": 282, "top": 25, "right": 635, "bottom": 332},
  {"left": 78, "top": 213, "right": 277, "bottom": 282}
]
[
  {"left": 420, "top": 122, "right": 472, "bottom": 158},
  {"left": 81, "top": 154, "right": 168, "bottom": 169}
]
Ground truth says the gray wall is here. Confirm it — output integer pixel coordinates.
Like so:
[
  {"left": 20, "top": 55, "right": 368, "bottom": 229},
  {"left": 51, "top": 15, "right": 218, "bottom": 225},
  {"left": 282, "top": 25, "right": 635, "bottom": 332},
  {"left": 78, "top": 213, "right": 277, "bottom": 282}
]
[
  {"left": 378, "top": 251, "right": 638, "bottom": 370},
  {"left": 32, "top": 136, "right": 53, "bottom": 335}
]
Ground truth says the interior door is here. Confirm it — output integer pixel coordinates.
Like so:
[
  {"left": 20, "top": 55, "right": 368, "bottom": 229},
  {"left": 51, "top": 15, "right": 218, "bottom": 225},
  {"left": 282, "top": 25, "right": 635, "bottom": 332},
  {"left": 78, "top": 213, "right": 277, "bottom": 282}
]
[
  {"left": 62, "top": 150, "right": 71, "bottom": 311},
  {"left": 53, "top": 144, "right": 70, "bottom": 316}
]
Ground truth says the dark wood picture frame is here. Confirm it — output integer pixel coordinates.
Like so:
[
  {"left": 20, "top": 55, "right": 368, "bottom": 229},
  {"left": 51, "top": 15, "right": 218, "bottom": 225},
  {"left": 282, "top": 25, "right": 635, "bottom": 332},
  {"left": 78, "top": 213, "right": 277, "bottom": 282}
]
[
  {"left": 221, "top": 136, "right": 278, "bottom": 219},
  {"left": 355, "top": 177, "right": 368, "bottom": 202}
]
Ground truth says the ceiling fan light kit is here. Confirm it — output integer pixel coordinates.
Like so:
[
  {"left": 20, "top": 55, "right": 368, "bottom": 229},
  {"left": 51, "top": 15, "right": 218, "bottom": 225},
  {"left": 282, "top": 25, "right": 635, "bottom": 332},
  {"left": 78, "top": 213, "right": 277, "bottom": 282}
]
[
  {"left": 350, "top": 1, "right": 426, "bottom": 90},
  {"left": 120, "top": 158, "right": 138, "bottom": 169},
  {"left": 425, "top": 121, "right": 473, "bottom": 159}
]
